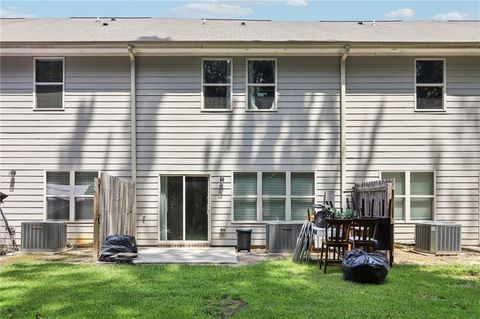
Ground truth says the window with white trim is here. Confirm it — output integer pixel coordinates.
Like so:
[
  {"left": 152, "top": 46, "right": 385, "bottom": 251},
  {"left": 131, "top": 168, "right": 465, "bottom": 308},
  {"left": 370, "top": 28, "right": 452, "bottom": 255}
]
[
  {"left": 232, "top": 173, "right": 257, "bottom": 221},
  {"left": 46, "top": 171, "right": 97, "bottom": 221},
  {"left": 262, "top": 172, "right": 286, "bottom": 221},
  {"left": 382, "top": 171, "right": 435, "bottom": 221},
  {"left": 290, "top": 172, "right": 316, "bottom": 220},
  {"left": 233, "top": 171, "right": 315, "bottom": 222},
  {"left": 34, "top": 58, "right": 64, "bottom": 110},
  {"left": 415, "top": 59, "right": 445, "bottom": 111},
  {"left": 202, "top": 59, "right": 232, "bottom": 110},
  {"left": 247, "top": 59, "right": 277, "bottom": 111}
]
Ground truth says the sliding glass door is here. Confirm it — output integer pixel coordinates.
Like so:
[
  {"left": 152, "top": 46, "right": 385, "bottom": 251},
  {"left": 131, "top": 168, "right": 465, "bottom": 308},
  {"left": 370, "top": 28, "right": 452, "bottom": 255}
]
[{"left": 160, "top": 176, "right": 209, "bottom": 242}]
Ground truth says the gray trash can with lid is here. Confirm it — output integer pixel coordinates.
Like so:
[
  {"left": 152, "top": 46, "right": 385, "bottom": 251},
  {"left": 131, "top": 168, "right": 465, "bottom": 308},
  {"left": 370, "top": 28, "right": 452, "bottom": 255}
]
[{"left": 236, "top": 228, "right": 252, "bottom": 252}]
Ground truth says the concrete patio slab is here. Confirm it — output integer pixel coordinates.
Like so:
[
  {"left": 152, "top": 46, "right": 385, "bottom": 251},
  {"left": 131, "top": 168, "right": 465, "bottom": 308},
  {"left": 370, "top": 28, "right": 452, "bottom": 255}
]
[{"left": 133, "top": 247, "right": 237, "bottom": 264}]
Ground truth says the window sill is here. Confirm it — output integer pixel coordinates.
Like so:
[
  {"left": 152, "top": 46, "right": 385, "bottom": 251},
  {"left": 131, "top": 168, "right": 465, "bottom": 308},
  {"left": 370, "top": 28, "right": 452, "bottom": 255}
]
[
  {"left": 414, "top": 108, "right": 446, "bottom": 113},
  {"left": 200, "top": 108, "right": 233, "bottom": 112},
  {"left": 44, "top": 220, "right": 93, "bottom": 224},
  {"left": 245, "top": 109, "right": 278, "bottom": 113},
  {"left": 33, "top": 108, "right": 65, "bottom": 112},
  {"left": 393, "top": 219, "right": 434, "bottom": 224},
  {"left": 231, "top": 220, "right": 305, "bottom": 224}
]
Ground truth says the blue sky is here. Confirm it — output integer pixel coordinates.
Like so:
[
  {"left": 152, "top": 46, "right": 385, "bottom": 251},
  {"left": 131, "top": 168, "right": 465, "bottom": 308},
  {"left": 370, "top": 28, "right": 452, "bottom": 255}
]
[{"left": 1, "top": 1, "right": 479, "bottom": 21}]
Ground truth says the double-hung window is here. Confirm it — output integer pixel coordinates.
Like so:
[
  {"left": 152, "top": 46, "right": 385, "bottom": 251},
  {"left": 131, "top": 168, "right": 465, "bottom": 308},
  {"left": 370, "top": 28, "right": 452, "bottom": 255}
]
[
  {"left": 262, "top": 172, "right": 286, "bottom": 221},
  {"left": 382, "top": 171, "right": 435, "bottom": 221},
  {"left": 415, "top": 59, "right": 446, "bottom": 111},
  {"left": 202, "top": 59, "right": 232, "bottom": 110},
  {"left": 232, "top": 173, "right": 258, "bottom": 221},
  {"left": 290, "top": 172, "right": 316, "bottom": 220},
  {"left": 34, "top": 58, "right": 64, "bottom": 110},
  {"left": 46, "top": 171, "right": 97, "bottom": 221},
  {"left": 233, "top": 171, "right": 315, "bottom": 222},
  {"left": 247, "top": 59, "right": 277, "bottom": 111}
]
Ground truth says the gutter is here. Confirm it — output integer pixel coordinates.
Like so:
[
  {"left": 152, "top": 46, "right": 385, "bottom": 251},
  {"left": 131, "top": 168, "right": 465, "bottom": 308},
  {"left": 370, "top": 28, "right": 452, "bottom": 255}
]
[
  {"left": 340, "top": 45, "right": 350, "bottom": 210},
  {"left": 128, "top": 44, "right": 136, "bottom": 182},
  {"left": 1, "top": 47, "right": 479, "bottom": 57}
]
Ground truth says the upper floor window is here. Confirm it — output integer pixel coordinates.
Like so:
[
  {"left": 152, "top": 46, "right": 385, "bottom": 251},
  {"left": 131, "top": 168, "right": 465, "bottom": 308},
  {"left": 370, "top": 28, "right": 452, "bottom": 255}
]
[
  {"left": 415, "top": 59, "right": 445, "bottom": 111},
  {"left": 46, "top": 171, "right": 97, "bottom": 221},
  {"left": 247, "top": 59, "right": 277, "bottom": 111},
  {"left": 34, "top": 58, "right": 64, "bottom": 110},
  {"left": 382, "top": 171, "right": 435, "bottom": 221},
  {"left": 202, "top": 59, "right": 232, "bottom": 111}
]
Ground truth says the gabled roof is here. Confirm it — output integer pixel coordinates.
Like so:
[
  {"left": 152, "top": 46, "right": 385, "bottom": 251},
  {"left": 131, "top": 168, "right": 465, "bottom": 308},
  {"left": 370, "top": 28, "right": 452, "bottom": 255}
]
[{"left": 1, "top": 18, "right": 479, "bottom": 43}]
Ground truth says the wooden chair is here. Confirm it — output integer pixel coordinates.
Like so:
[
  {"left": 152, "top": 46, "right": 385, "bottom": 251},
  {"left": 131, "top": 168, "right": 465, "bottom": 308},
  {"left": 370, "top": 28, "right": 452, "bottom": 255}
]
[
  {"left": 319, "top": 218, "right": 352, "bottom": 273},
  {"left": 349, "top": 218, "right": 379, "bottom": 253}
]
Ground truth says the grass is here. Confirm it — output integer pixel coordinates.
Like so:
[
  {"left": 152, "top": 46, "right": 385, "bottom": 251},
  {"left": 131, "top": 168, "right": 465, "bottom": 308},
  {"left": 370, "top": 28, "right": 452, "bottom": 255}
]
[{"left": 0, "top": 257, "right": 479, "bottom": 319}]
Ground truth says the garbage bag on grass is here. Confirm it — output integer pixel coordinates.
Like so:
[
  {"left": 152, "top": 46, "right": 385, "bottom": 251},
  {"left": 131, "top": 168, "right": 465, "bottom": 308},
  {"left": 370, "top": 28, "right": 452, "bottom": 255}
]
[
  {"left": 342, "top": 249, "right": 389, "bottom": 284},
  {"left": 99, "top": 234, "right": 138, "bottom": 262}
]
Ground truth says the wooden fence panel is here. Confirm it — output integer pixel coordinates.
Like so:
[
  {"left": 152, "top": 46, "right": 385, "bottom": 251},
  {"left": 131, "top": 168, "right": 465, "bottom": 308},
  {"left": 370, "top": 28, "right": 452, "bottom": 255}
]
[
  {"left": 95, "top": 173, "right": 136, "bottom": 256},
  {"left": 351, "top": 179, "right": 395, "bottom": 265}
]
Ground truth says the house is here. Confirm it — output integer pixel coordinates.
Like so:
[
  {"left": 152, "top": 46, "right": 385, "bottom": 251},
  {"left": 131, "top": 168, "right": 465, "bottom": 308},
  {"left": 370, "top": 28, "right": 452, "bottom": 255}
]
[{"left": 0, "top": 18, "right": 479, "bottom": 247}]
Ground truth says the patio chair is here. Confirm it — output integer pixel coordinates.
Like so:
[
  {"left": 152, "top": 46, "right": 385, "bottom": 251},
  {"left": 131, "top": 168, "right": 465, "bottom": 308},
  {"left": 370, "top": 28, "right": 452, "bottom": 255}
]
[
  {"left": 319, "top": 218, "right": 352, "bottom": 273},
  {"left": 349, "top": 218, "right": 379, "bottom": 253}
]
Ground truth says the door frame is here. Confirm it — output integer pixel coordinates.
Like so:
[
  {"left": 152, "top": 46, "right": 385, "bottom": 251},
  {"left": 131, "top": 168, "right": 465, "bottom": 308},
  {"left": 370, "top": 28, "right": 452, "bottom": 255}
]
[{"left": 157, "top": 173, "right": 211, "bottom": 245}]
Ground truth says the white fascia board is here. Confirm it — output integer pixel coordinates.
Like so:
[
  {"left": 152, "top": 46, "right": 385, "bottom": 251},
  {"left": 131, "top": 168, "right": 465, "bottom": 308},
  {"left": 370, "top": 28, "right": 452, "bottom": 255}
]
[
  {"left": 0, "top": 48, "right": 128, "bottom": 56},
  {"left": 1, "top": 46, "right": 479, "bottom": 57}
]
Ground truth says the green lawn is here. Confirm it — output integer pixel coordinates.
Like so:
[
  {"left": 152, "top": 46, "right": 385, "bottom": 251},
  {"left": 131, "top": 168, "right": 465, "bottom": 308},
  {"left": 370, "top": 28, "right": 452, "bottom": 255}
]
[{"left": 0, "top": 258, "right": 479, "bottom": 319}]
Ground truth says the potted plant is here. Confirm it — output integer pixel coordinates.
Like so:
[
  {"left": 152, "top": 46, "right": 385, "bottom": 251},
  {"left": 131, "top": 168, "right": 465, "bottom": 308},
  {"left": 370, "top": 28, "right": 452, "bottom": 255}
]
[{"left": 330, "top": 208, "right": 355, "bottom": 219}]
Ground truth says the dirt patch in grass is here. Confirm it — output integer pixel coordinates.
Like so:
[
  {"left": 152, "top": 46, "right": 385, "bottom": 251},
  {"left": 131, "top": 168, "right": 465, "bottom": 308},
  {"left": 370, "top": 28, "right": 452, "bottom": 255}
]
[
  {"left": 0, "top": 248, "right": 95, "bottom": 266},
  {"left": 1, "top": 245, "right": 479, "bottom": 267},
  {"left": 236, "top": 249, "right": 287, "bottom": 266},
  {"left": 204, "top": 295, "right": 247, "bottom": 318},
  {"left": 394, "top": 245, "right": 480, "bottom": 266}
]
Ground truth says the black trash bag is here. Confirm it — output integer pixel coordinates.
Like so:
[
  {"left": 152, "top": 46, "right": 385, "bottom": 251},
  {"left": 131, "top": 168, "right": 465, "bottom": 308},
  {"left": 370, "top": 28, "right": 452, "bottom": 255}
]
[
  {"left": 342, "top": 249, "right": 389, "bottom": 284},
  {"left": 99, "top": 234, "right": 138, "bottom": 262}
]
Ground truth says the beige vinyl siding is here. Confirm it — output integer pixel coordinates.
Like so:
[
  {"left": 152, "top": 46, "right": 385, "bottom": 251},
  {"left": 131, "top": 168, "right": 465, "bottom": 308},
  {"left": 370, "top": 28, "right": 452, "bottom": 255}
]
[
  {"left": 345, "top": 56, "right": 480, "bottom": 245},
  {"left": 135, "top": 56, "right": 341, "bottom": 246},
  {"left": 2, "top": 54, "right": 478, "bottom": 247},
  {"left": 0, "top": 56, "right": 131, "bottom": 245}
]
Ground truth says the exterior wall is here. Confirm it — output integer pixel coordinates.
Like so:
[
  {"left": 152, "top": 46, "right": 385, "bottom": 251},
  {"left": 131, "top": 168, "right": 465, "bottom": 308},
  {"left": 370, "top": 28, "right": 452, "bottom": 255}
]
[
  {"left": 345, "top": 56, "right": 480, "bottom": 245},
  {"left": 0, "top": 56, "right": 131, "bottom": 244},
  {"left": 1, "top": 54, "right": 478, "bottom": 247},
  {"left": 135, "top": 56, "right": 341, "bottom": 246}
]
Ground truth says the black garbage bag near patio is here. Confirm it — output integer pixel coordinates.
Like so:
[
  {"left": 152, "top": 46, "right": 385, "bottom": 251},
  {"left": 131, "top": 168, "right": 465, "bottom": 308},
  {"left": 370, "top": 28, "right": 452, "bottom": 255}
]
[
  {"left": 99, "top": 234, "right": 138, "bottom": 262},
  {"left": 342, "top": 249, "right": 389, "bottom": 284}
]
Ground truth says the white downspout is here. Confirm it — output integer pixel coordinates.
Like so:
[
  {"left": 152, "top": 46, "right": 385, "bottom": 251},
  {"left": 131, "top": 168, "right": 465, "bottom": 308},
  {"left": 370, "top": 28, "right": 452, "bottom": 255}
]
[
  {"left": 340, "top": 45, "right": 350, "bottom": 210},
  {"left": 128, "top": 44, "right": 136, "bottom": 182}
]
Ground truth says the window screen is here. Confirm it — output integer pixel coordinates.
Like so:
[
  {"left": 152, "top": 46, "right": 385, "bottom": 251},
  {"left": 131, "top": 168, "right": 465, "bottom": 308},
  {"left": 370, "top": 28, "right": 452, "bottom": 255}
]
[
  {"left": 382, "top": 171, "right": 434, "bottom": 221},
  {"left": 46, "top": 172, "right": 70, "bottom": 220},
  {"left": 262, "top": 173, "right": 285, "bottom": 221},
  {"left": 291, "top": 172, "right": 315, "bottom": 220},
  {"left": 46, "top": 171, "right": 97, "bottom": 221},
  {"left": 74, "top": 172, "right": 96, "bottom": 220},
  {"left": 410, "top": 172, "right": 434, "bottom": 220},
  {"left": 233, "top": 173, "right": 257, "bottom": 221}
]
